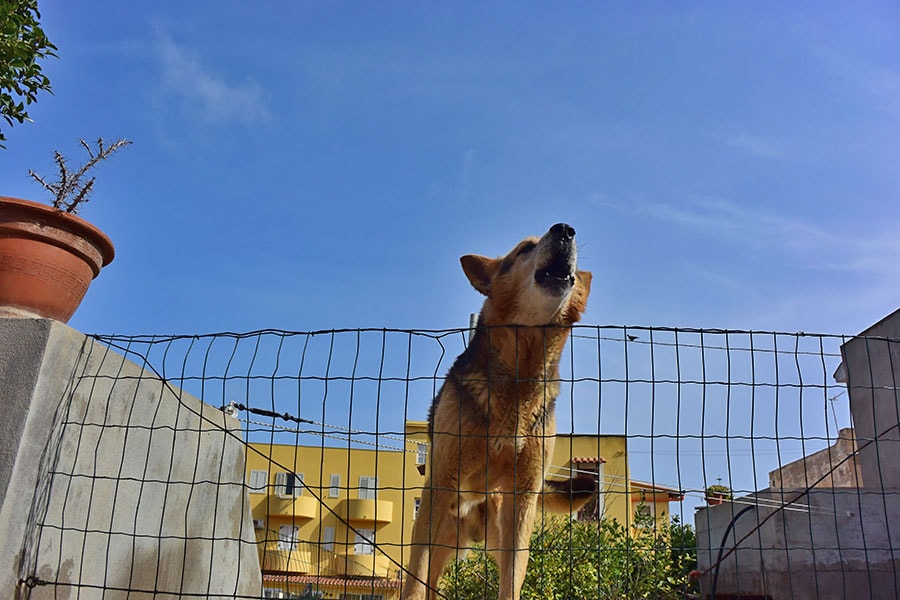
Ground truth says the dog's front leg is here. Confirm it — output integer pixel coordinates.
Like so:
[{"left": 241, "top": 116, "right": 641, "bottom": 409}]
[
  {"left": 402, "top": 485, "right": 432, "bottom": 600},
  {"left": 491, "top": 488, "right": 539, "bottom": 600},
  {"left": 402, "top": 485, "right": 462, "bottom": 600}
]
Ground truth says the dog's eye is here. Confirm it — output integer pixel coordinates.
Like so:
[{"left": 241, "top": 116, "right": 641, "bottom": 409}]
[{"left": 518, "top": 241, "right": 536, "bottom": 256}]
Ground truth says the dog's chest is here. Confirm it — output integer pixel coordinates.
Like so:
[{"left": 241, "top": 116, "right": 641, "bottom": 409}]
[{"left": 460, "top": 376, "right": 558, "bottom": 445}]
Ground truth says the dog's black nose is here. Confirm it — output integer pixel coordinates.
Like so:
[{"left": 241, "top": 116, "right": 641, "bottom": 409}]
[{"left": 550, "top": 223, "right": 575, "bottom": 239}]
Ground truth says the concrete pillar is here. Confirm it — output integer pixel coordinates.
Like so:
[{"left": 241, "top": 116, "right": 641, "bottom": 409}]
[
  {"left": 841, "top": 307, "right": 900, "bottom": 490},
  {"left": 0, "top": 318, "right": 261, "bottom": 599}
]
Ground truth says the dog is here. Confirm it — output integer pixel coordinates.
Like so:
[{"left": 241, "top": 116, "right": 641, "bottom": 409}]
[{"left": 401, "top": 223, "right": 594, "bottom": 600}]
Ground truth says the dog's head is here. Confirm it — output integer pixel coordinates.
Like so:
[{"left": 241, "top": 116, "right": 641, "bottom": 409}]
[{"left": 460, "top": 223, "right": 592, "bottom": 326}]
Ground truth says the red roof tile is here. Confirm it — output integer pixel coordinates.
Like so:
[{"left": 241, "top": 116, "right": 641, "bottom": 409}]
[
  {"left": 262, "top": 573, "right": 401, "bottom": 590},
  {"left": 571, "top": 456, "right": 606, "bottom": 464}
]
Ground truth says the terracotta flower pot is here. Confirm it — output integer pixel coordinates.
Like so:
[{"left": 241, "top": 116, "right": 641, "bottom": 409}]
[
  {"left": 705, "top": 492, "right": 731, "bottom": 506},
  {"left": 0, "top": 196, "right": 114, "bottom": 323}
]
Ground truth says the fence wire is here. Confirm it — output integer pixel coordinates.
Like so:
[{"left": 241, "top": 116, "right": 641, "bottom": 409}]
[{"left": 12, "top": 325, "right": 900, "bottom": 599}]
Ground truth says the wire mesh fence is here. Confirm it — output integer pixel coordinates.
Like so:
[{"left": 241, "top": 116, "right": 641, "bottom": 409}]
[{"left": 10, "top": 324, "right": 900, "bottom": 599}]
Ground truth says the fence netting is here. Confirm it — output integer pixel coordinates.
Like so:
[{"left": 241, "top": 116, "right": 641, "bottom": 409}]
[{"left": 14, "top": 325, "right": 900, "bottom": 599}]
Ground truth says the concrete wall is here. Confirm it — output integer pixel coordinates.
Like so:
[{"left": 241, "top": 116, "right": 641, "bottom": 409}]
[
  {"left": 695, "top": 489, "right": 900, "bottom": 600},
  {"left": 0, "top": 318, "right": 262, "bottom": 599},
  {"left": 695, "top": 308, "right": 900, "bottom": 599},
  {"left": 769, "top": 428, "right": 862, "bottom": 490},
  {"left": 842, "top": 308, "right": 900, "bottom": 491}
]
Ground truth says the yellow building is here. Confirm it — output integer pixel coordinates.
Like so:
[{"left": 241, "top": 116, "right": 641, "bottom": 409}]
[
  {"left": 630, "top": 479, "right": 686, "bottom": 527},
  {"left": 246, "top": 421, "right": 681, "bottom": 599}
]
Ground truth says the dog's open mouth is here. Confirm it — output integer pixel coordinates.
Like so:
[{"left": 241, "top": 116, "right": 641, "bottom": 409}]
[
  {"left": 531, "top": 222, "right": 578, "bottom": 294},
  {"left": 535, "top": 254, "right": 575, "bottom": 289}
]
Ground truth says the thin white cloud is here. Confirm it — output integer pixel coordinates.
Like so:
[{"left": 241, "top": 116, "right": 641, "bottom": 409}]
[
  {"left": 153, "top": 30, "right": 271, "bottom": 126},
  {"left": 806, "top": 40, "right": 900, "bottom": 119},
  {"left": 426, "top": 148, "right": 478, "bottom": 203},
  {"left": 728, "top": 132, "right": 787, "bottom": 160},
  {"left": 634, "top": 196, "right": 900, "bottom": 332},
  {"left": 458, "top": 149, "right": 476, "bottom": 202},
  {"left": 682, "top": 260, "right": 764, "bottom": 301},
  {"left": 586, "top": 192, "right": 620, "bottom": 209},
  {"left": 639, "top": 196, "right": 899, "bottom": 279}
]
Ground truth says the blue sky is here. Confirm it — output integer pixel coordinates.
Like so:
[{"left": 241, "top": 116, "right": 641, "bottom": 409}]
[
  {"left": 5, "top": 1, "right": 899, "bottom": 515},
  {"left": 3, "top": 2, "right": 899, "bottom": 337}
]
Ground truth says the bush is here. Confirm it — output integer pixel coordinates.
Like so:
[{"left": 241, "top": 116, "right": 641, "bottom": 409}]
[
  {"left": 440, "top": 511, "right": 697, "bottom": 599},
  {"left": 669, "top": 514, "right": 698, "bottom": 592}
]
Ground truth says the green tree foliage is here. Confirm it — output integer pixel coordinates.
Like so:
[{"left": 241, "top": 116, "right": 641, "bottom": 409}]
[
  {"left": 0, "top": 0, "right": 57, "bottom": 148},
  {"left": 668, "top": 514, "right": 698, "bottom": 587},
  {"left": 440, "top": 511, "right": 698, "bottom": 599}
]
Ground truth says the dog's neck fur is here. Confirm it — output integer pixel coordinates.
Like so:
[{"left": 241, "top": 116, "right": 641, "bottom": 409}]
[
  {"left": 445, "top": 322, "right": 568, "bottom": 441},
  {"left": 470, "top": 321, "right": 571, "bottom": 383}
]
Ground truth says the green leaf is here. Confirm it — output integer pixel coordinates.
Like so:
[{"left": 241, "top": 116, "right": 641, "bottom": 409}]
[{"left": 0, "top": 0, "right": 57, "bottom": 147}]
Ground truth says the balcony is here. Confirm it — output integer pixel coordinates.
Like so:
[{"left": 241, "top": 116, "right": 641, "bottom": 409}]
[
  {"left": 266, "top": 495, "right": 319, "bottom": 519},
  {"left": 339, "top": 498, "right": 393, "bottom": 524},
  {"left": 259, "top": 547, "right": 315, "bottom": 574}
]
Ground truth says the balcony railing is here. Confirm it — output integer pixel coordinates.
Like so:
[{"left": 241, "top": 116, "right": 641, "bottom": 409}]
[
  {"left": 259, "top": 546, "right": 315, "bottom": 574},
  {"left": 265, "top": 495, "right": 320, "bottom": 519}
]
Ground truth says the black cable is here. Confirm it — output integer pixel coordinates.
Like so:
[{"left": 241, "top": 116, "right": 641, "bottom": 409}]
[
  {"left": 223, "top": 401, "right": 316, "bottom": 426},
  {"left": 710, "top": 505, "right": 755, "bottom": 600}
]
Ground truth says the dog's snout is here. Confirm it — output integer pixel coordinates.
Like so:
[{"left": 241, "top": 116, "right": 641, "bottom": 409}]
[{"left": 550, "top": 223, "right": 575, "bottom": 240}]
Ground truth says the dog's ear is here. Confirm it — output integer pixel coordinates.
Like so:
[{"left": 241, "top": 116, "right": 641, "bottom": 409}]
[
  {"left": 565, "top": 270, "right": 593, "bottom": 323},
  {"left": 460, "top": 254, "right": 498, "bottom": 296},
  {"left": 576, "top": 270, "right": 592, "bottom": 295}
]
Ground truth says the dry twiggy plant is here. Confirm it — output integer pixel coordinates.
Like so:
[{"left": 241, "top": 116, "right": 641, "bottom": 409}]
[{"left": 28, "top": 137, "right": 132, "bottom": 214}]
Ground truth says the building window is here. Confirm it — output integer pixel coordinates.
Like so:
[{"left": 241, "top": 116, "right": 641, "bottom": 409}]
[
  {"left": 413, "top": 497, "right": 421, "bottom": 519},
  {"left": 329, "top": 474, "right": 341, "bottom": 498},
  {"left": 322, "top": 526, "right": 335, "bottom": 552},
  {"left": 277, "top": 525, "right": 299, "bottom": 551},
  {"left": 262, "top": 588, "right": 284, "bottom": 598},
  {"left": 358, "top": 476, "right": 377, "bottom": 500},
  {"left": 248, "top": 470, "right": 268, "bottom": 493},
  {"left": 275, "top": 472, "right": 303, "bottom": 498},
  {"left": 574, "top": 462, "right": 602, "bottom": 522},
  {"left": 354, "top": 529, "right": 375, "bottom": 555},
  {"left": 416, "top": 443, "right": 427, "bottom": 465}
]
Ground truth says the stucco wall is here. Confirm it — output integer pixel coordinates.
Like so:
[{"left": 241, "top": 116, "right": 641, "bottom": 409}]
[
  {"left": 842, "top": 308, "right": 900, "bottom": 491},
  {"left": 695, "top": 309, "right": 900, "bottom": 600},
  {"left": 769, "top": 428, "right": 863, "bottom": 489},
  {"left": 0, "top": 318, "right": 261, "bottom": 599},
  {"left": 695, "top": 489, "right": 900, "bottom": 600}
]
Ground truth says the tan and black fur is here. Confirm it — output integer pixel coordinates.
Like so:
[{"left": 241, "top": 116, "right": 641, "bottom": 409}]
[{"left": 401, "top": 223, "right": 594, "bottom": 600}]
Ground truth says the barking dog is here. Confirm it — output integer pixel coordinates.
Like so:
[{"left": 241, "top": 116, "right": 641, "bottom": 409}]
[{"left": 401, "top": 223, "right": 594, "bottom": 600}]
